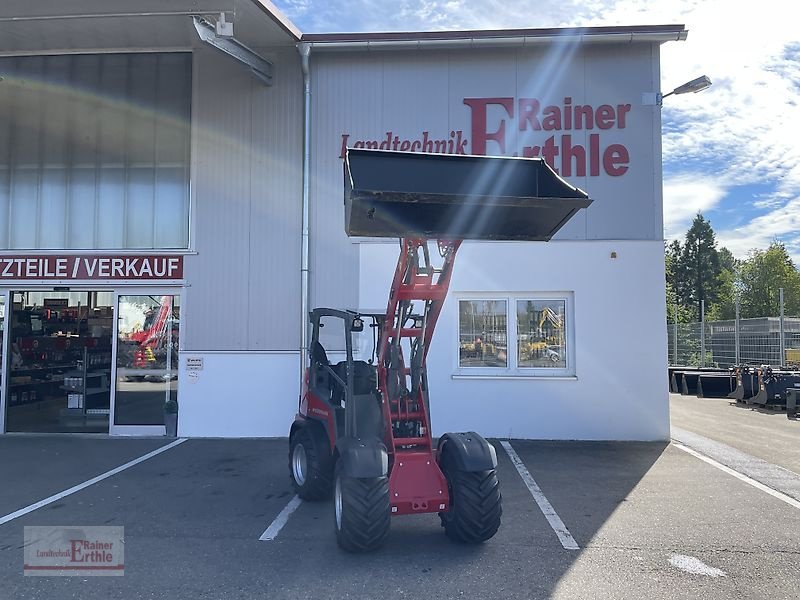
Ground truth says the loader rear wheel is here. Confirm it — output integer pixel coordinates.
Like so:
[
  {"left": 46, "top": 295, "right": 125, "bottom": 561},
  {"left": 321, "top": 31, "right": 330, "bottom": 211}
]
[
  {"left": 439, "top": 449, "right": 502, "bottom": 543},
  {"left": 333, "top": 462, "right": 390, "bottom": 552},
  {"left": 289, "top": 427, "right": 333, "bottom": 501}
]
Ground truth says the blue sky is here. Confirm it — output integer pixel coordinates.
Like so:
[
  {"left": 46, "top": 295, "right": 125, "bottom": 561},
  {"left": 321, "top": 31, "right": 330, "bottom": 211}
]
[{"left": 272, "top": 0, "right": 800, "bottom": 261}]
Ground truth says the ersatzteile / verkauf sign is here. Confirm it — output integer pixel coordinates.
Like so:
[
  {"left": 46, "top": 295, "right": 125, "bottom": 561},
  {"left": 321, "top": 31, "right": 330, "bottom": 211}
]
[{"left": 0, "top": 255, "right": 183, "bottom": 280}]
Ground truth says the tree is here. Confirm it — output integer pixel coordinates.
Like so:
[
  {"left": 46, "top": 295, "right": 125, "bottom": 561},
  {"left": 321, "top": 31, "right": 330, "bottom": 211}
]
[
  {"left": 665, "top": 240, "right": 694, "bottom": 323},
  {"left": 678, "top": 214, "right": 722, "bottom": 320},
  {"left": 738, "top": 242, "right": 800, "bottom": 318},
  {"left": 665, "top": 240, "right": 682, "bottom": 294},
  {"left": 706, "top": 267, "right": 737, "bottom": 320},
  {"left": 706, "top": 247, "right": 739, "bottom": 321},
  {"left": 718, "top": 247, "right": 738, "bottom": 274}
]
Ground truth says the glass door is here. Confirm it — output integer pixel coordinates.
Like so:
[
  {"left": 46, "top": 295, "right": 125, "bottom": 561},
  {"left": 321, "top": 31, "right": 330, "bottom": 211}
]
[
  {"left": 0, "top": 291, "right": 6, "bottom": 433},
  {"left": 110, "top": 291, "right": 180, "bottom": 436}
]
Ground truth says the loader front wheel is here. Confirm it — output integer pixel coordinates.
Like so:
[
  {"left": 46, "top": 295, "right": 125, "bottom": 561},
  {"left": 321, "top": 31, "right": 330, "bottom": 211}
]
[
  {"left": 439, "top": 448, "right": 502, "bottom": 543},
  {"left": 289, "top": 426, "right": 333, "bottom": 501},
  {"left": 333, "top": 462, "right": 390, "bottom": 552}
]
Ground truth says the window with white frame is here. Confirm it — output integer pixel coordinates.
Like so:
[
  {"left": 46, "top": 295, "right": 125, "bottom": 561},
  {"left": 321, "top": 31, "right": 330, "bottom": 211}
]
[{"left": 458, "top": 294, "right": 574, "bottom": 376}]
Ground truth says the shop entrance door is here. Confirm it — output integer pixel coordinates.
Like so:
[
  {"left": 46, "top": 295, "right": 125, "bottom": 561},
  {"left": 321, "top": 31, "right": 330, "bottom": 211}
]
[{"left": 110, "top": 291, "right": 180, "bottom": 435}]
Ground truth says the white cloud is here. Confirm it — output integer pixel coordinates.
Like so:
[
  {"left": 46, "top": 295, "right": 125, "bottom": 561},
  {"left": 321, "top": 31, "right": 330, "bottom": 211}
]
[
  {"left": 716, "top": 197, "right": 800, "bottom": 261},
  {"left": 662, "top": 174, "right": 728, "bottom": 240}
]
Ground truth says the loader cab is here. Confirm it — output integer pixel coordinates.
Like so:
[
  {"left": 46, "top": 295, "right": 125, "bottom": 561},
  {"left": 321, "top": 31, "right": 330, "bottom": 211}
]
[{"left": 308, "top": 308, "right": 384, "bottom": 441}]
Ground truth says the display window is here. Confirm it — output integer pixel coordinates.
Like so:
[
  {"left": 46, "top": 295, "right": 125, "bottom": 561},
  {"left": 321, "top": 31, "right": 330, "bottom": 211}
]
[
  {"left": 458, "top": 294, "right": 574, "bottom": 376},
  {"left": 1, "top": 288, "right": 181, "bottom": 434},
  {"left": 4, "top": 291, "right": 113, "bottom": 433}
]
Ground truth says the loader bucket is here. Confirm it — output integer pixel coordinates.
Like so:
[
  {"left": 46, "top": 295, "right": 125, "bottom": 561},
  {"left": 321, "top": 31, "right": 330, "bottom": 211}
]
[
  {"left": 697, "top": 373, "right": 735, "bottom": 398},
  {"left": 344, "top": 148, "right": 592, "bottom": 240},
  {"left": 680, "top": 371, "right": 700, "bottom": 395}
]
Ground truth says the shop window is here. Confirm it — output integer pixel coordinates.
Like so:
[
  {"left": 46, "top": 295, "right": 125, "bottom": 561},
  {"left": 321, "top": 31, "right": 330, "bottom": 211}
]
[
  {"left": 457, "top": 295, "right": 574, "bottom": 376},
  {"left": 0, "top": 53, "right": 191, "bottom": 250},
  {"left": 516, "top": 299, "right": 568, "bottom": 370},
  {"left": 458, "top": 300, "right": 508, "bottom": 368},
  {"left": 5, "top": 291, "right": 114, "bottom": 433}
]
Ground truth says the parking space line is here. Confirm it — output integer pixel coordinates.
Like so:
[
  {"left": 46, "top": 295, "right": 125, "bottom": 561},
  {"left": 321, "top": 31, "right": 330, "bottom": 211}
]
[
  {"left": 0, "top": 438, "right": 188, "bottom": 527},
  {"left": 259, "top": 495, "right": 302, "bottom": 541},
  {"left": 500, "top": 441, "right": 579, "bottom": 550},
  {"left": 673, "top": 442, "right": 800, "bottom": 510}
]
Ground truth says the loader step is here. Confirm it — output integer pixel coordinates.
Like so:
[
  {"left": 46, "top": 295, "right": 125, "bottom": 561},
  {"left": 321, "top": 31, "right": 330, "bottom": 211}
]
[{"left": 393, "top": 436, "right": 429, "bottom": 446}]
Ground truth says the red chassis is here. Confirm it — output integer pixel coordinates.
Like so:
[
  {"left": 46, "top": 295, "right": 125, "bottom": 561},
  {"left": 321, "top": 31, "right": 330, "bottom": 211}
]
[{"left": 296, "top": 238, "right": 460, "bottom": 517}]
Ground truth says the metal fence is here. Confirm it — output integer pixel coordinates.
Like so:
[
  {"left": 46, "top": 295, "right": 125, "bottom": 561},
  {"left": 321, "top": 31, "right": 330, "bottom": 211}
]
[{"left": 667, "top": 294, "right": 800, "bottom": 368}]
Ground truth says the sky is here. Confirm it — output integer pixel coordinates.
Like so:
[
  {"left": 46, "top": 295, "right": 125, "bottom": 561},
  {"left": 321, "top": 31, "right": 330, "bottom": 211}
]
[{"left": 272, "top": 0, "right": 800, "bottom": 261}]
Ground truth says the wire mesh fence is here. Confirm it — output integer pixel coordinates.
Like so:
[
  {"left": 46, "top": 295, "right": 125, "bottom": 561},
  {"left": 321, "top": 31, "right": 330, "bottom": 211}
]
[{"left": 667, "top": 316, "right": 800, "bottom": 368}]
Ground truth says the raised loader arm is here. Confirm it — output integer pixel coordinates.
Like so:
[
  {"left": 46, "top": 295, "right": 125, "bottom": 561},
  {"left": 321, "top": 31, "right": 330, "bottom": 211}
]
[{"left": 343, "top": 148, "right": 592, "bottom": 520}]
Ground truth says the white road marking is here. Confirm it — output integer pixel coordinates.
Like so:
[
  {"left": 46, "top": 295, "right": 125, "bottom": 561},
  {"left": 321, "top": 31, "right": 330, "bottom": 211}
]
[
  {"left": 259, "top": 495, "right": 303, "bottom": 541},
  {"left": 669, "top": 554, "right": 727, "bottom": 577},
  {"left": 0, "top": 438, "right": 188, "bottom": 526},
  {"left": 673, "top": 442, "right": 800, "bottom": 510},
  {"left": 500, "top": 440, "right": 579, "bottom": 550}
]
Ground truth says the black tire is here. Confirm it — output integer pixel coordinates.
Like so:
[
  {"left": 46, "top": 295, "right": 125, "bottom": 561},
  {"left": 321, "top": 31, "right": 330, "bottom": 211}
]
[
  {"left": 333, "top": 461, "right": 390, "bottom": 552},
  {"left": 289, "top": 426, "right": 333, "bottom": 501},
  {"left": 439, "top": 448, "right": 502, "bottom": 543}
]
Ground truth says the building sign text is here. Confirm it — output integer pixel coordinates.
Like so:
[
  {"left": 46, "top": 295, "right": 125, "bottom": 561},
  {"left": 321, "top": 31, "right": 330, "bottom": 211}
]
[{"left": 0, "top": 255, "right": 184, "bottom": 280}]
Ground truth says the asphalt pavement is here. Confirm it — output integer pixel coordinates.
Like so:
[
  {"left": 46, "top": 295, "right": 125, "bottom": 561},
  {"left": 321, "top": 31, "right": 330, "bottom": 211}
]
[{"left": 0, "top": 398, "right": 798, "bottom": 599}]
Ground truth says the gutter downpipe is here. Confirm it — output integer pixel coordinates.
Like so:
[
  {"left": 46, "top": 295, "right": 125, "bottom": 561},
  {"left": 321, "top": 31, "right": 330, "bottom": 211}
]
[{"left": 299, "top": 41, "right": 311, "bottom": 388}]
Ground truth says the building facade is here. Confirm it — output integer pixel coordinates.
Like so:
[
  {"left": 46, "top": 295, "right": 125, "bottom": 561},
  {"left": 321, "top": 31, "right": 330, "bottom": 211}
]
[{"left": 0, "top": 1, "right": 682, "bottom": 440}]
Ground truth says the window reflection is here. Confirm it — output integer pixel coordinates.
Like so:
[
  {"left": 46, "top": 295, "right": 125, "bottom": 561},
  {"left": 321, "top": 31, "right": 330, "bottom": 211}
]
[
  {"left": 458, "top": 300, "right": 508, "bottom": 368},
  {"left": 517, "top": 300, "right": 567, "bottom": 369},
  {"left": 114, "top": 295, "right": 179, "bottom": 426}
]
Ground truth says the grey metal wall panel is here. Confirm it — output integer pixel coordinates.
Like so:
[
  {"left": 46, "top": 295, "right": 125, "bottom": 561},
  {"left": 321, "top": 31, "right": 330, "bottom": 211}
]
[
  {"left": 183, "top": 47, "right": 303, "bottom": 351},
  {"left": 184, "top": 49, "right": 251, "bottom": 351},
  {"left": 312, "top": 44, "right": 660, "bottom": 245},
  {"left": 578, "top": 44, "right": 661, "bottom": 240},
  {"left": 309, "top": 56, "right": 384, "bottom": 311},
  {"left": 247, "top": 50, "right": 303, "bottom": 350}
]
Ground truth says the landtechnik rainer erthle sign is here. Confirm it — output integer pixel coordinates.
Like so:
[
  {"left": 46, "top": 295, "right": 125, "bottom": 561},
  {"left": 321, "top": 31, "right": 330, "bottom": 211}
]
[{"left": 339, "top": 96, "right": 633, "bottom": 178}]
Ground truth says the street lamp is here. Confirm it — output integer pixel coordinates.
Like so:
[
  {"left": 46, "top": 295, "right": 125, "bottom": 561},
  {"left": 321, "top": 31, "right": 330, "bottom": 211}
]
[{"left": 659, "top": 75, "right": 712, "bottom": 105}]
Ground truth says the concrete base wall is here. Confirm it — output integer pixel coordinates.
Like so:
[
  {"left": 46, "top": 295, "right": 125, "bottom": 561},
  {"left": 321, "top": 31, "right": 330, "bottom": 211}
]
[{"left": 177, "top": 352, "right": 300, "bottom": 438}]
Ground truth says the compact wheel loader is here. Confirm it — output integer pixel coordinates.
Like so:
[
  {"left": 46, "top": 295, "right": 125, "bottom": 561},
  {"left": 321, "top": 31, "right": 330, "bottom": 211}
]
[{"left": 289, "top": 148, "right": 591, "bottom": 552}]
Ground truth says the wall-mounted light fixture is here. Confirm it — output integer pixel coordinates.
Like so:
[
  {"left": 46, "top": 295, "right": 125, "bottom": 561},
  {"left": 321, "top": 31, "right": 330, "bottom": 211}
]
[
  {"left": 642, "top": 75, "right": 712, "bottom": 106},
  {"left": 660, "top": 75, "right": 712, "bottom": 102}
]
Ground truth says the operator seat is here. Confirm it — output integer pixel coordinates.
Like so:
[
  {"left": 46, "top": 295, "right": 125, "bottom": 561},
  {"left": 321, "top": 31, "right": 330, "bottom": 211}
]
[
  {"left": 312, "top": 341, "right": 346, "bottom": 405},
  {"left": 311, "top": 341, "right": 329, "bottom": 366}
]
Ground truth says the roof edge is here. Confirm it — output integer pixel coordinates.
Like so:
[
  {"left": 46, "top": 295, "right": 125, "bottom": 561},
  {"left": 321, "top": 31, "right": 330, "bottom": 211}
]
[
  {"left": 249, "top": 0, "right": 302, "bottom": 41},
  {"left": 301, "top": 24, "right": 688, "bottom": 47}
]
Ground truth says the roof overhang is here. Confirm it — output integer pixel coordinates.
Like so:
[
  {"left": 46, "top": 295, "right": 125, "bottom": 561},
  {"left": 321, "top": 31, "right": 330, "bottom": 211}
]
[
  {"left": 0, "top": 0, "right": 299, "bottom": 57},
  {"left": 302, "top": 24, "right": 688, "bottom": 52}
]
